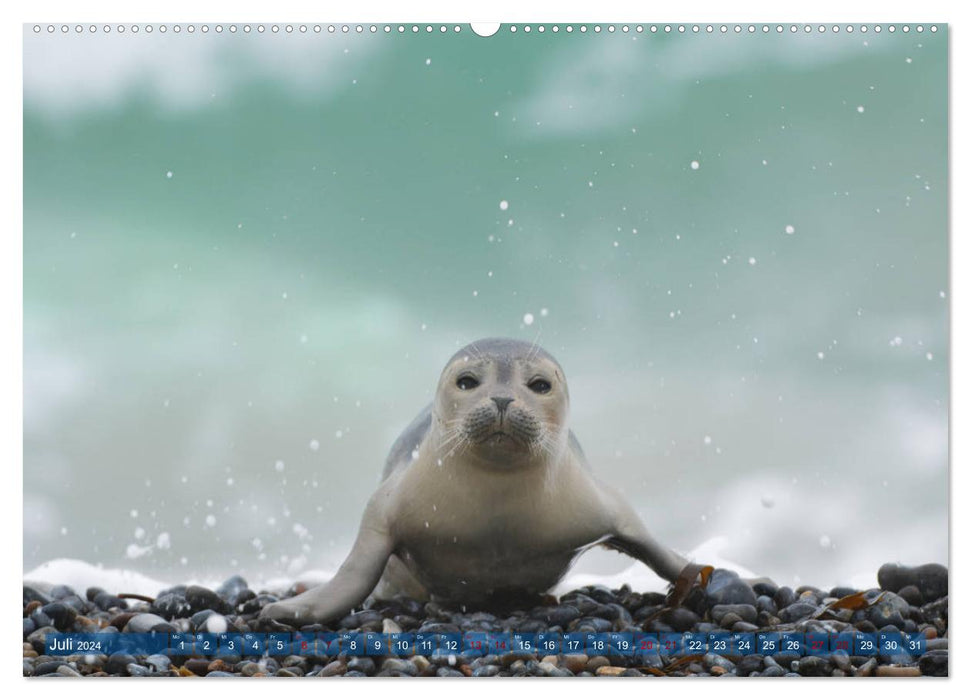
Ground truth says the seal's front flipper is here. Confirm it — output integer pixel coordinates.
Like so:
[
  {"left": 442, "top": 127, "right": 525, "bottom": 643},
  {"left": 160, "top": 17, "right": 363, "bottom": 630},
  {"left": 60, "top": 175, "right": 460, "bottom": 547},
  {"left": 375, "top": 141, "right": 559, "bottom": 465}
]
[
  {"left": 598, "top": 483, "right": 690, "bottom": 583},
  {"left": 606, "top": 529, "right": 690, "bottom": 584},
  {"left": 260, "top": 503, "right": 393, "bottom": 625}
]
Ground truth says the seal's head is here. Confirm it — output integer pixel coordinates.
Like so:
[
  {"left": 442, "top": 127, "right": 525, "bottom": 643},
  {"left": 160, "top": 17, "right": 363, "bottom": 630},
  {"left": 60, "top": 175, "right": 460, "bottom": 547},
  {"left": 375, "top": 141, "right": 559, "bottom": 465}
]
[{"left": 434, "top": 337, "right": 569, "bottom": 467}]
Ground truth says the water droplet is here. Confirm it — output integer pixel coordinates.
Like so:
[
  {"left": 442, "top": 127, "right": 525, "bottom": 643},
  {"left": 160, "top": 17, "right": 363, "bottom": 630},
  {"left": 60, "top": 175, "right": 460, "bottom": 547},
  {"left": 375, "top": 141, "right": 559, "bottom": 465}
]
[
  {"left": 690, "top": 160, "right": 700, "bottom": 170},
  {"left": 523, "top": 313, "right": 535, "bottom": 325},
  {"left": 785, "top": 224, "right": 795, "bottom": 234},
  {"left": 499, "top": 200, "right": 509, "bottom": 211}
]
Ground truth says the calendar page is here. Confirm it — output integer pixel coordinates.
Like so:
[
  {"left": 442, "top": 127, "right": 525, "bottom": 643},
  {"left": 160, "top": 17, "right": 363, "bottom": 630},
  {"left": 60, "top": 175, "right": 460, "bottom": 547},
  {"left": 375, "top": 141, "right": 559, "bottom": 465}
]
[{"left": 22, "top": 19, "right": 948, "bottom": 679}]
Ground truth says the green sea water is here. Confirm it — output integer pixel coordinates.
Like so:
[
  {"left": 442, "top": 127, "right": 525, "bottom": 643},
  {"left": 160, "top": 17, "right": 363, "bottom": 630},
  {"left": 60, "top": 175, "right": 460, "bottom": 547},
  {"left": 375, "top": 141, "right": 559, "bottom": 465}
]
[{"left": 24, "top": 25, "right": 947, "bottom": 588}]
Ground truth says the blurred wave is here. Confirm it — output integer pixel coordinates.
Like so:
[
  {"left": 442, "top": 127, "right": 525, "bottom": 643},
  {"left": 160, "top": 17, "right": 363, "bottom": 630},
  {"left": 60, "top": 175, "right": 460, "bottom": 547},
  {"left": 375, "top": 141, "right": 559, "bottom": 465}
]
[{"left": 23, "top": 26, "right": 947, "bottom": 589}]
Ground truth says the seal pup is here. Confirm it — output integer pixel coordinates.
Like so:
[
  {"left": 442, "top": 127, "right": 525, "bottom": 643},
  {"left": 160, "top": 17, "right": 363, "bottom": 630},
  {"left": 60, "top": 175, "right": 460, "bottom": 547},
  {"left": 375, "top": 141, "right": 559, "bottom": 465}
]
[{"left": 261, "top": 337, "right": 691, "bottom": 624}]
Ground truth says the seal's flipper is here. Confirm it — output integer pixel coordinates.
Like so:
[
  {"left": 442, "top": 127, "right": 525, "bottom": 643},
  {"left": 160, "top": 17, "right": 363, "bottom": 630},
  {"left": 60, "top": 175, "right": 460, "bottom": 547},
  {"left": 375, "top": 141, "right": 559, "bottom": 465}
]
[
  {"left": 598, "top": 482, "right": 690, "bottom": 583},
  {"left": 260, "top": 504, "right": 394, "bottom": 625}
]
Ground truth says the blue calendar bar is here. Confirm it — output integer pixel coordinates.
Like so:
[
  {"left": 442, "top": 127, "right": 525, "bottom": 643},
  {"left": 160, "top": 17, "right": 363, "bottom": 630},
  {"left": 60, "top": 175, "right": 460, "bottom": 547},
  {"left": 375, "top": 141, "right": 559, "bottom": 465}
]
[
  {"left": 463, "top": 632, "right": 488, "bottom": 657},
  {"left": 781, "top": 632, "right": 805, "bottom": 655},
  {"left": 805, "top": 633, "right": 829, "bottom": 656},
  {"left": 562, "top": 633, "right": 585, "bottom": 655},
  {"left": 683, "top": 631, "right": 707, "bottom": 655},
  {"left": 757, "top": 632, "right": 780, "bottom": 655},
  {"left": 512, "top": 633, "right": 537, "bottom": 654},
  {"left": 536, "top": 632, "right": 560, "bottom": 655},
  {"left": 389, "top": 633, "right": 415, "bottom": 656},
  {"left": 414, "top": 633, "right": 437, "bottom": 656},
  {"left": 732, "top": 633, "right": 755, "bottom": 655},
  {"left": 855, "top": 632, "right": 878, "bottom": 656},
  {"left": 43, "top": 630, "right": 933, "bottom": 658}
]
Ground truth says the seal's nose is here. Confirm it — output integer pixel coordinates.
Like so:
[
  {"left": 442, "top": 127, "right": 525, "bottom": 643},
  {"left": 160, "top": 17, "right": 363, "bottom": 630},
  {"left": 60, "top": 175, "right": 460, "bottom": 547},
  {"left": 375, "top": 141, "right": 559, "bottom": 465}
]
[{"left": 491, "top": 396, "right": 514, "bottom": 414}]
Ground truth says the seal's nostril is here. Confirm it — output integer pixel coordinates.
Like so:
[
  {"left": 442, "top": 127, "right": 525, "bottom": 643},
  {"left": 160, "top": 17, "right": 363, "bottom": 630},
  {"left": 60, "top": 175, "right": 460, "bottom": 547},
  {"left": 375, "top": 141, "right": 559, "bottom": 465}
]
[{"left": 491, "top": 396, "right": 514, "bottom": 413}]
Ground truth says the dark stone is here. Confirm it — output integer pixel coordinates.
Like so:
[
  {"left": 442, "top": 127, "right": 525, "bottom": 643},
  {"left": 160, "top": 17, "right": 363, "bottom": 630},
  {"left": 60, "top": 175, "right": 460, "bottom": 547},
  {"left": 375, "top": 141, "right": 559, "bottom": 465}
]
[
  {"left": 661, "top": 607, "right": 699, "bottom": 632},
  {"left": 752, "top": 581, "right": 778, "bottom": 598},
  {"left": 23, "top": 617, "right": 36, "bottom": 638},
  {"left": 897, "top": 585, "right": 924, "bottom": 606},
  {"left": 584, "top": 585, "right": 619, "bottom": 605},
  {"left": 41, "top": 602, "right": 78, "bottom": 631},
  {"left": 598, "top": 602, "right": 632, "bottom": 623},
  {"left": 152, "top": 593, "right": 191, "bottom": 620},
  {"left": 185, "top": 585, "right": 230, "bottom": 615},
  {"left": 50, "top": 585, "right": 77, "bottom": 600},
  {"left": 866, "top": 591, "right": 909, "bottom": 628},
  {"left": 711, "top": 604, "right": 758, "bottom": 625},
  {"left": 233, "top": 589, "right": 257, "bottom": 609},
  {"left": 762, "top": 665, "right": 785, "bottom": 677},
  {"left": 380, "top": 658, "right": 418, "bottom": 675},
  {"left": 418, "top": 621, "right": 461, "bottom": 634},
  {"left": 30, "top": 610, "right": 53, "bottom": 629},
  {"left": 184, "top": 658, "right": 211, "bottom": 676},
  {"left": 779, "top": 602, "right": 819, "bottom": 622},
  {"left": 27, "top": 626, "right": 55, "bottom": 653},
  {"left": 216, "top": 575, "right": 248, "bottom": 604},
  {"left": 632, "top": 605, "right": 663, "bottom": 622},
  {"left": 705, "top": 570, "right": 757, "bottom": 607},
  {"left": 106, "top": 653, "right": 137, "bottom": 675},
  {"left": 918, "top": 649, "right": 948, "bottom": 676},
  {"left": 240, "top": 593, "right": 278, "bottom": 615},
  {"left": 436, "top": 667, "right": 465, "bottom": 677},
  {"left": 736, "top": 654, "right": 763, "bottom": 676},
  {"left": 23, "top": 586, "right": 52, "bottom": 607},
  {"left": 93, "top": 592, "right": 127, "bottom": 611},
  {"left": 773, "top": 586, "right": 796, "bottom": 609},
  {"left": 755, "top": 595, "right": 777, "bottom": 615},
  {"left": 34, "top": 661, "right": 65, "bottom": 676},
  {"left": 795, "top": 656, "right": 832, "bottom": 676},
  {"left": 558, "top": 593, "right": 600, "bottom": 615},
  {"left": 126, "top": 663, "right": 150, "bottom": 676},
  {"left": 337, "top": 610, "right": 384, "bottom": 630},
  {"left": 572, "top": 617, "right": 612, "bottom": 633},
  {"left": 346, "top": 656, "right": 375, "bottom": 675},
  {"left": 877, "top": 563, "right": 947, "bottom": 602},
  {"left": 472, "top": 664, "right": 501, "bottom": 676}
]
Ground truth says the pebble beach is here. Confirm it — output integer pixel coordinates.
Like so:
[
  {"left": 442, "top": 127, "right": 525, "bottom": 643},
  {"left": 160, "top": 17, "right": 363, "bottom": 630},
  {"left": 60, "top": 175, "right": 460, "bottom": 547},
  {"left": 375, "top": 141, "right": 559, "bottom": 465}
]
[{"left": 23, "top": 562, "right": 948, "bottom": 678}]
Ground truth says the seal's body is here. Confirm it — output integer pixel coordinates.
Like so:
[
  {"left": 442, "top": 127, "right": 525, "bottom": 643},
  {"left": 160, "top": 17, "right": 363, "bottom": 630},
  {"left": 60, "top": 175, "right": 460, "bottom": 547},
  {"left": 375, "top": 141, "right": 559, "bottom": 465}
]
[{"left": 261, "top": 338, "right": 689, "bottom": 624}]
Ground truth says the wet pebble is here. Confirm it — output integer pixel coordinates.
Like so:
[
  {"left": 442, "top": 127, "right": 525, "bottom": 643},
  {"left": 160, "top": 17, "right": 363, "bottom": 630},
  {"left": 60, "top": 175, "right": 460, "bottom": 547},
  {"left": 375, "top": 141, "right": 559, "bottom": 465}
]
[
  {"left": 877, "top": 563, "right": 947, "bottom": 602},
  {"left": 41, "top": 602, "right": 77, "bottom": 630},
  {"left": 918, "top": 649, "right": 948, "bottom": 676},
  {"left": 705, "top": 569, "right": 757, "bottom": 607},
  {"left": 346, "top": 656, "right": 375, "bottom": 675},
  {"left": 124, "top": 613, "right": 177, "bottom": 634},
  {"left": 152, "top": 593, "right": 191, "bottom": 620},
  {"left": 105, "top": 653, "right": 137, "bottom": 675}
]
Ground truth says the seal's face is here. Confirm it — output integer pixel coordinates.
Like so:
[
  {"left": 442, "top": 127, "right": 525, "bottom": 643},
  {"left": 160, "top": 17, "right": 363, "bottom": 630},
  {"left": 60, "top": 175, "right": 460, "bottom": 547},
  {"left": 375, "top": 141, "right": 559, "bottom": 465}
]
[{"left": 434, "top": 338, "right": 569, "bottom": 467}]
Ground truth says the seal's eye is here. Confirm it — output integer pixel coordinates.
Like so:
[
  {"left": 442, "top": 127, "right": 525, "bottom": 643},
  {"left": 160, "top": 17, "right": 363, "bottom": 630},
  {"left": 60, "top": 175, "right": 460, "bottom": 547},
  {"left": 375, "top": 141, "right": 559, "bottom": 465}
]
[
  {"left": 528, "top": 378, "right": 552, "bottom": 394},
  {"left": 456, "top": 375, "right": 480, "bottom": 391}
]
